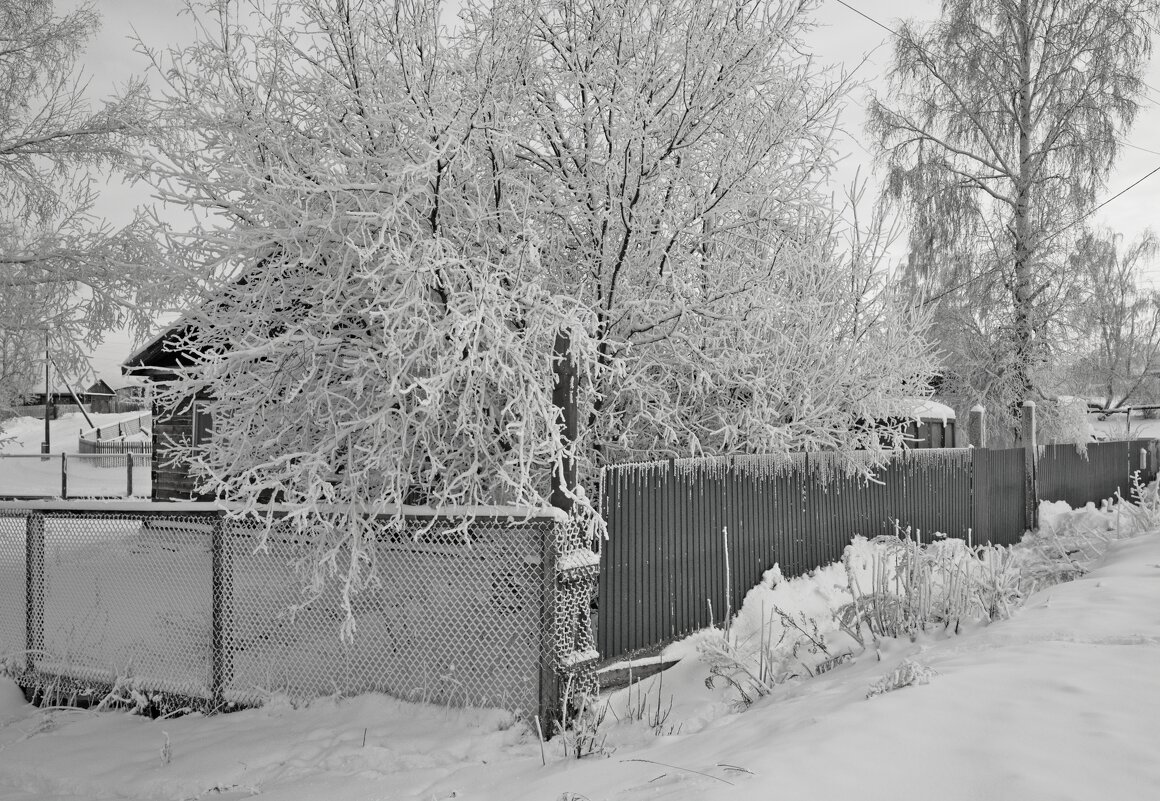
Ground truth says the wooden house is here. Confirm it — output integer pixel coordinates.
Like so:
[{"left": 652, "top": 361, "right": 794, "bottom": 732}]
[
  {"left": 11, "top": 382, "right": 94, "bottom": 419},
  {"left": 122, "top": 323, "right": 212, "bottom": 501},
  {"left": 85, "top": 375, "right": 147, "bottom": 414}
]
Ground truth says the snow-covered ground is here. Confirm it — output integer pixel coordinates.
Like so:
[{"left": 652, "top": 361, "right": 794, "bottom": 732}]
[
  {"left": 0, "top": 411, "right": 148, "bottom": 455},
  {"left": 1089, "top": 410, "right": 1160, "bottom": 442},
  {"left": 1, "top": 497, "right": 1157, "bottom": 800}
]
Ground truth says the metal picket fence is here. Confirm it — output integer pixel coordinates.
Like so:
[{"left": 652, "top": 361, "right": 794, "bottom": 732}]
[{"left": 0, "top": 502, "right": 599, "bottom": 723}]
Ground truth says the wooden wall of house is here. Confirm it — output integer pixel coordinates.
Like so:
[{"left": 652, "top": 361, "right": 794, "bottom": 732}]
[{"left": 151, "top": 391, "right": 213, "bottom": 501}]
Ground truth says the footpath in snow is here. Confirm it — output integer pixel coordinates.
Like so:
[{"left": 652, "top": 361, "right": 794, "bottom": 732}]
[{"left": 1, "top": 499, "right": 1158, "bottom": 800}]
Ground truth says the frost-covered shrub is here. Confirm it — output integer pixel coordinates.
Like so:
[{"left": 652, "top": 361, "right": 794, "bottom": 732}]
[
  {"left": 839, "top": 530, "right": 979, "bottom": 643},
  {"left": 696, "top": 494, "right": 1149, "bottom": 709},
  {"left": 865, "top": 658, "right": 937, "bottom": 699},
  {"left": 1119, "top": 472, "right": 1160, "bottom": 533},
  {"left": 696, "top": 560, "right": 858, "bottom": 708}
]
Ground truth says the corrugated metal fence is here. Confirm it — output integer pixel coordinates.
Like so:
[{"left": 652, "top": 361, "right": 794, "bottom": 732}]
[
  {"left": 598, "top": 440, "right": 1157, "bottom": 658},
  {"left": 970, "top": 447, "right": 1027, "bottom": 547},
  {"left": 1037, "top": 441, "right": 1149, "bottom": 509}
]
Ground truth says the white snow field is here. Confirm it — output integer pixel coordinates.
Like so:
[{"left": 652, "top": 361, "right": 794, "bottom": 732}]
[
  {"left": 1, "top": 497, "right": 1158, "bottom": 800},
  {"left": 0, "top": 412, "right": 151, "bottom": 498},
  {"left": 0, "top": 411, "right": 147, "bottom": 455},
  {"left": 1089, "top": 409, "right": 1160, "bottom": 442}
]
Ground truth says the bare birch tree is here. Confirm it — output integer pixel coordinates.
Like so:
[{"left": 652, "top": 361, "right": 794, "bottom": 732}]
[
  {"left": 1062, "top": 228, "right": 1160, "bottom": 409},
  {"left": 0, "top": 0, "right": 159, "bottom": 414},
  {"left": 869, "top": 0, "right": 1160, "bottom": 439}
]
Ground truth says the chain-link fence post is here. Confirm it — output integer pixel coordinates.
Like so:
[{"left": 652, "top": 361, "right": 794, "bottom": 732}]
[
  {"left": 541, "top": 517, "right": 601, "bottom": 737},
  {"left": 25, "top": 512, "right": 44, "bottom": 673},
  {"left": 538, "top": 519, "right": 560, "bottom": 731},
  {"left": 211, "top": 513, "right": 232, "bottom": 707},
  {"left": 126, "top": 454, "right": 134, "bottom": 498},
  {"left": 60, "top": 454, "right": 67, "bottom": 499}
]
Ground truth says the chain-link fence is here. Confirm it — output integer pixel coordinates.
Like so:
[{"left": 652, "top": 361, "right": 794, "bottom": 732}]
[{"left": 0, "top": 501, "right": 598, "bottom": 723}]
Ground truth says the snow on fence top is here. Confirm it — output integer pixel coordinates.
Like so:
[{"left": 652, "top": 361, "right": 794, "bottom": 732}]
[
  {"left": 79, "top": 412, "right": 150, "bottom": 443},
  {"left": 0, "top": 498, "right": 568, "bottom": 521},
  {"left": 601, "top": 448, "right": 973, "bottom": 486}
]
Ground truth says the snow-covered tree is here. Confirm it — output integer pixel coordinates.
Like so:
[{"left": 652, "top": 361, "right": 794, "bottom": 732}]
[
  {"left": 0, "top": 0, "right": 161, "bottom": 415},
  {"left": 142, "top": 0, "right": 934, "bottom": 616},
  {"left": 478, "top": 0, "right": 933, "bottom": 461},
  {"left": 142, "top": 0, "right": 607, "bottom": 622},
  {"left": 870, "top": 0, "right": 1160, "bottom": 440}
]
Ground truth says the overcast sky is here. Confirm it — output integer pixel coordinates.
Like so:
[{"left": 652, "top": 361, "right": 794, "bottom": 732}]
[{"left": 71, "top": 0, "right": 1160, "bottom": 378}]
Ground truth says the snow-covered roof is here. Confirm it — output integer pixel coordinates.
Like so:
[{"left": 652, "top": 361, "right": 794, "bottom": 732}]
[
  {"left": 903, "top": 398, "right": 957, "bottom": 422},
  {"left": 100, "top": 373, "right": 144, "bottom": 392},
  {"left": 21, "top": 381, "right": 86, "bottom": 397}
]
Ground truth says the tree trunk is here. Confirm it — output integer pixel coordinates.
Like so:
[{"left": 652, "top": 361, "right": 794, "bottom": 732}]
[{"left": 1012, "top": 0, "right": 1035, "bottom": 443}]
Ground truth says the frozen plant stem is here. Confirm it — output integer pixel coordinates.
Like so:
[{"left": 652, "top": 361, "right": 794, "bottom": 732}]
[{"left": 534, "top": 716, "right": 546, "bottom": 766}]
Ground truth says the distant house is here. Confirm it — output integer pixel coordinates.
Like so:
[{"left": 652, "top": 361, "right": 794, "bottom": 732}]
[
  {"left": 122, "top": 322, "right": 212, "bottom": 501},
  {"left": 12, "top": 381, "right": 94, "bottom": 419},
  {"left": 85, "top": 375, "right": 147, "bottom": 414}
]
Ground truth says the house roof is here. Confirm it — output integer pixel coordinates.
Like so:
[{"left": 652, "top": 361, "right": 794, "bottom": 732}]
[
  {"left": 87, "top": 374, "right": 145, "bottom": 395},
  {"left": 905, "top": 398, "right": 957, "bottom": 423},
  {"left": 84, "top": 380, "right": 115, "bottom": 397},
  {"left": 122, "top": 318, "right": 196, "bottom": 381},
  {"left": 22, "top": 382, "right": 82, "bottom": 397}
]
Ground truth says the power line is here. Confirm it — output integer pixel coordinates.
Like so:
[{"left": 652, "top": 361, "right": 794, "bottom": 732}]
[
  {"left": 923, "top": 165, "right": 1160, "bottom": 306},
  {"left": 918, "top": 163, "right": 1160, "bottom": 307},
  {"left": 1044, "top": 164, "right": 1160, "bottom": 241},
  {"left": 1122, "top": 140, "right": 1160, "bottom": 158},
  {"left": 832, "top": 0, "right": 1160, "bottom": 107},
  {"left": 831, "top": 0, "right": 899, "bottom": 41}
]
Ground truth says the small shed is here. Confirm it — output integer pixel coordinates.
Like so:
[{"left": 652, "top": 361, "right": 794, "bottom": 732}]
[
  {"left": 902, "top": 399, "right": 957, "bottom": 449},
  {"left": 85, "top": 375, "right": 147, "bottom": 413}
]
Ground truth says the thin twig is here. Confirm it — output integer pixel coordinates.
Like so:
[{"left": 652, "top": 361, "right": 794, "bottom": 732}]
[{"left": 620, "top": 758, "right": 735, "bottom": 785}]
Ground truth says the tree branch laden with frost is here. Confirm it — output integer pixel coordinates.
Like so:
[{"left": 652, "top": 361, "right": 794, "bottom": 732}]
[
  {"left": 484, "top": 0, "right": 934, "bottom": 462},
  {"left": 143, "top": 1, "right": 606, "bottom": 614},
  {"left": 0, "top": 0, "right": 165, "bottom": 412},
  {"left": 140, "top": 0, "right": 935, "bottom": 611}
]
